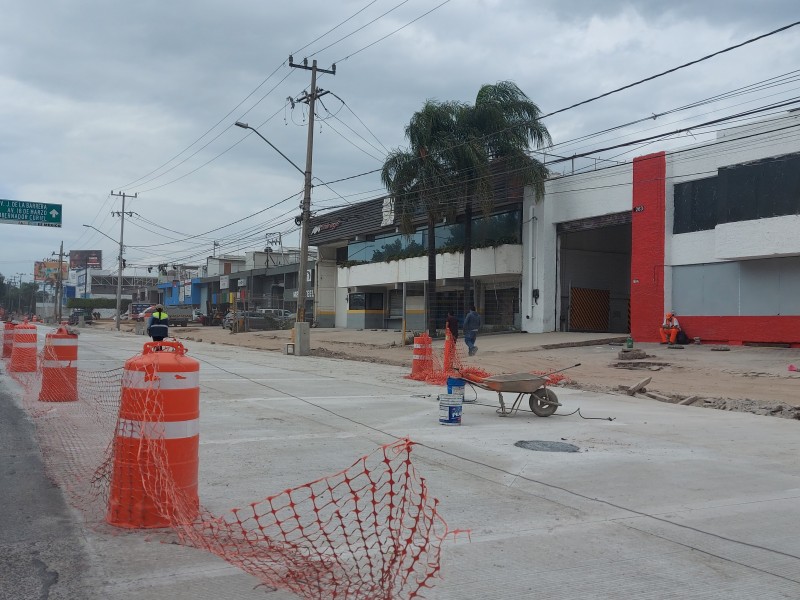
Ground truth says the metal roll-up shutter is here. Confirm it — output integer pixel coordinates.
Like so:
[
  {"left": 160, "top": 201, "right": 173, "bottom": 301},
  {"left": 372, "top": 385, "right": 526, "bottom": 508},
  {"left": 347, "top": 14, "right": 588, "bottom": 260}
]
[{"left": 556, "top": 212, "right": 631, "bottom": 234}]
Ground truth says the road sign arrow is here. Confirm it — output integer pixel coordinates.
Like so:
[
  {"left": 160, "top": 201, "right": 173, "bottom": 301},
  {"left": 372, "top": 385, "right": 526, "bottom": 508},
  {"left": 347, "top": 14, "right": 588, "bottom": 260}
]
[{"left": 50, "top": 209, "right": 60, "bottom": 218}]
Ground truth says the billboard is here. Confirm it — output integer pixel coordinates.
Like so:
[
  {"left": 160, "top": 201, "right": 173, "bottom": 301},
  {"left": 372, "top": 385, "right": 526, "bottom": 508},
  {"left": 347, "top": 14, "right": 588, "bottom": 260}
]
[
  {"left": 34, "top": 260, "right": 69, "bottom": 283},
  {"left": 70, "top": 249, "right": 103, "bottom": 269}
]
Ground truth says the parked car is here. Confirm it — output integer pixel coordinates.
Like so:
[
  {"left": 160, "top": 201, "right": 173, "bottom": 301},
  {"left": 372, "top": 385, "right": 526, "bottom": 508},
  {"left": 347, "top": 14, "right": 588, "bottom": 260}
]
[
  {"left": 256, "top": 308, "right": 292, "bottom": 319},
  {"left": 223, "top": 311, "right": 280, "bottom": 331},
  {"left": 68, "top": 308, "right": 94, "bottom": 325}
]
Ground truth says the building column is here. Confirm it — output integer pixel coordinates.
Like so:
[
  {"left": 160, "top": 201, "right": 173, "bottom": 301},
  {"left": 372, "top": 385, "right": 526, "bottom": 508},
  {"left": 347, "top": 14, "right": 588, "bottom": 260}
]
[{"left": 630, "top": 152, "right": 667, "bottom": 342}]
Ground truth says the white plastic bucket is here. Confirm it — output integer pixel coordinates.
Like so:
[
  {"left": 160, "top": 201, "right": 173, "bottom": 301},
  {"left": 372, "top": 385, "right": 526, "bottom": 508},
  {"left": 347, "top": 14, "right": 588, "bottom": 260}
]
[{"left": 438, "top": 393, "right": 463, "bottom": 426}]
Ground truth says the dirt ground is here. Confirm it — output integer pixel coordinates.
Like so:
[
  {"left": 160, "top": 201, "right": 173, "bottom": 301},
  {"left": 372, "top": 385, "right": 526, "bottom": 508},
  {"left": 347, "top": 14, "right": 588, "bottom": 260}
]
[{"left": 94, "top": 320, "right": 800, "bottom": 419}]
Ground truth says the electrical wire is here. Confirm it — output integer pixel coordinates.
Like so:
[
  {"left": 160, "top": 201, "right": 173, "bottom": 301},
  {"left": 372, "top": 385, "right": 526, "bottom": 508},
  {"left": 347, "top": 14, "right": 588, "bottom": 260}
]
[{"left": 334, "top": 0, "right": 453, "bottom": 63}]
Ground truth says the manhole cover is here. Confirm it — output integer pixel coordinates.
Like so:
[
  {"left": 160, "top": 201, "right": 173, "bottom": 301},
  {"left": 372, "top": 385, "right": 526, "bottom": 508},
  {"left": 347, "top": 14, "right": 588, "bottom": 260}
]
[{"left": 514, "top": 440, "right": 580, "bottom": 453}]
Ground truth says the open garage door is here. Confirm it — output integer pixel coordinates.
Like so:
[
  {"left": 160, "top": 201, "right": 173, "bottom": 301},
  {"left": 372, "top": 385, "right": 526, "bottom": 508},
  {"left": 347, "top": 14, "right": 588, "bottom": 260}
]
[{"left": 557, "top": 213, "right": 631, "bottom": 333}]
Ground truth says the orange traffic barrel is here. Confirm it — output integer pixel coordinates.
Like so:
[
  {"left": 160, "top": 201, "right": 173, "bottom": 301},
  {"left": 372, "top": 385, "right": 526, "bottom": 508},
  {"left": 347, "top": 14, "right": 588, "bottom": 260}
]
[
  {"left": 2, "top": 322, "right": 13, "bottom": 358},
  {"left": 107, "top": 340, "right": 200, "bottom": 529},
  {"left": 410, "top": 333, "right": 433, "bottom": 380},
  {"left": 39, "top": 324, "right": 78, "bottom": 402},
  {"left": 9, "top": 321, "right": 38, "bottom": 372}
]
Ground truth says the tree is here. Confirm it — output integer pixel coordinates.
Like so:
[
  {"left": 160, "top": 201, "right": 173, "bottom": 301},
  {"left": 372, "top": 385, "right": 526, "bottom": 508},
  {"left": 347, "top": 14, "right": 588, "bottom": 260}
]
[
  {"left": 382, "top": 83, "right": 551, "bottom": 334},
  {"left": 381, "top": 100, "right": 464, "bottom": 336},
  {"left": 455, "top": 82, "right": 551, "bottom": 316}
]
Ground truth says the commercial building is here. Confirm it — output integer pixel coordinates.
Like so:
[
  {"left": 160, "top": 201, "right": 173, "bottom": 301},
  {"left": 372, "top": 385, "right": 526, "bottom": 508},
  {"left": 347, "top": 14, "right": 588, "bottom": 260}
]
[
  {"left": 523, "top": 112, "right": 800, "bottom": 345},
  {"left": 310, "top": 174, "right": 525, "bottom": 331},
  {"left": 310, "top": 113, "right": 800, "bottom": 346}
]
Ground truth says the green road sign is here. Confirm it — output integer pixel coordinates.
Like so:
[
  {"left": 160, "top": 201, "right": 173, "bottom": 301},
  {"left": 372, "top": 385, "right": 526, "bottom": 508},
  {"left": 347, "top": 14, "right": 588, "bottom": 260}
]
[{"left": 0, "top": 199, "right": 62, "bottom": 227}]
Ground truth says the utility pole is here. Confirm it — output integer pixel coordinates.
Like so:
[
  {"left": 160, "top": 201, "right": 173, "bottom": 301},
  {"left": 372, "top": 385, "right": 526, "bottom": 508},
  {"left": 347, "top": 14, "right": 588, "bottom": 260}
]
[
  {"left": 51, "top": 242, "right": 68, "bottom": 322},
  {"left": 111, "top": 191, "right": 136, "bottom": 331},
  {"left": 288, "top": 55, "right": 335, "bottom": 343}
]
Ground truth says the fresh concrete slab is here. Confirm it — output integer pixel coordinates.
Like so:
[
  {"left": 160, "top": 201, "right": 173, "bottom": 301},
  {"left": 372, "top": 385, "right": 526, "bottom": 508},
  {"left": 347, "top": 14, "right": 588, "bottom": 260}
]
[{"left": 2, "top": 324, "right": 799, "bottom": 599}]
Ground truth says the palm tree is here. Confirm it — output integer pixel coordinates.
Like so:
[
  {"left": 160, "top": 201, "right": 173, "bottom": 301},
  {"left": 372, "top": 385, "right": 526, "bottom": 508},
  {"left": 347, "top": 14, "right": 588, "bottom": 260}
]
[
  {"left": 381, "top": 100, "right": 463, "bottom": 336},
  {"left": 455, "top": 82, "right": 551, "bottom": 316},
  {"left": 382, "top": 83, "right": 550, "bottom": 335}
]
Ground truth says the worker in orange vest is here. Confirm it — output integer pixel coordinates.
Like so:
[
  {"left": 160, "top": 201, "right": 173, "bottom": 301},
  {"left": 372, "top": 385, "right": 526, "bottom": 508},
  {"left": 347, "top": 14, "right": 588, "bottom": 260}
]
[{"left": 659, "top": 311, "right": 681, "bottom": 344}]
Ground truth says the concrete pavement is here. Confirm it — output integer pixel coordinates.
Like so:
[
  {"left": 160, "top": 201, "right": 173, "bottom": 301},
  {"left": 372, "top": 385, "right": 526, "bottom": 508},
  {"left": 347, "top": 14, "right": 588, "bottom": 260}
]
[{"left": 2, "top": 324, "right": 800, "bottom": 599}]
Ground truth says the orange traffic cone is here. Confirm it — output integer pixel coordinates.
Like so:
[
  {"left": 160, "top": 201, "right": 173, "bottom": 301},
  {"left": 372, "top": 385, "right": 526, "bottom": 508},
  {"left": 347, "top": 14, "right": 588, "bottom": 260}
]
[
  {"left": 39, "top": 324, "right": 78, "bottom": 402},
  {"left": 410, "top": 334, "right": 432, "bottom": 381},
  {"left": 107, "top": 340, "right": 200, "bottom": 529},
  {"left": 9, "top": 321, "right": 38, "bottom": 372}
]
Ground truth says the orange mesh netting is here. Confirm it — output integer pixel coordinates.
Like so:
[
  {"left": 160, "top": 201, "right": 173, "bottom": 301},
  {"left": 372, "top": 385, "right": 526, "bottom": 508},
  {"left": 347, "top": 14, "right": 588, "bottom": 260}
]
[
  {"left": 3, "top": 337, "right": 448, "bottom": 599},
  {"left": 407, "top": 333, "right": 490, "bottom": 385},
  {"left": 407, "top": 333, "right": 572, "bottom": 387}
]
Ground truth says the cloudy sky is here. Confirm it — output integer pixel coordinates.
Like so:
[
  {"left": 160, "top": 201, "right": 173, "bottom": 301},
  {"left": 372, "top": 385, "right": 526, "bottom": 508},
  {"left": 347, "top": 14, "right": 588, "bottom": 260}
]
[{"left": 1, "top": 0, "right": 799, "bottom": 285}]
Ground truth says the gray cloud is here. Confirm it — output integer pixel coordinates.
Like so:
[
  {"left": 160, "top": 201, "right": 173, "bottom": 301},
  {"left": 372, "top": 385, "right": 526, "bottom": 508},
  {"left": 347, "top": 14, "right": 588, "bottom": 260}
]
[{"left": 1, "top": 0, "right": 799, "bottom": 278}]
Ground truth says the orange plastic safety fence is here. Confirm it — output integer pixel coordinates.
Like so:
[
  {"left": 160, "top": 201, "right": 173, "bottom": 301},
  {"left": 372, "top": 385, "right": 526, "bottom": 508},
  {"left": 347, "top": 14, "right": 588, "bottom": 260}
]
[
  {"left": 406, "top": 334, "right": 572, "bottom": 388},
  {"left": 407, "top": 333, "right": 469, "bottom": 386},
  {"left": 531, "top": 370, "right": 571, "bottom": 385},
  {"left": 4, "top": 345, "right": 448, "bottom": 599}
]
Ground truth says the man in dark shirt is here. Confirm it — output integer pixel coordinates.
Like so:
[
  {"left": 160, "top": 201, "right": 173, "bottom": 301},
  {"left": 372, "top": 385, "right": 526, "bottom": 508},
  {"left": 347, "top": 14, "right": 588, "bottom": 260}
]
[{"left": 446, "top": 311, "right": 459, "bottom": 341}]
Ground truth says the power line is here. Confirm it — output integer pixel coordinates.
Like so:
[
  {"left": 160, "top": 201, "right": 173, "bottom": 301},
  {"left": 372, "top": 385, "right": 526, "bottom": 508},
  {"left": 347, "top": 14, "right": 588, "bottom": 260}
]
[
  {"left": 116, "top": 1, "right": 392, "bottom": 194},
  {"left": 539, "top": 20, "right": 800, "bottom": 120},
  {"left": 309, "top": 0, "right": 412, "bottom": 58},
  {"left": 334, "top": 0, "right": 453, "bottom": 63}
]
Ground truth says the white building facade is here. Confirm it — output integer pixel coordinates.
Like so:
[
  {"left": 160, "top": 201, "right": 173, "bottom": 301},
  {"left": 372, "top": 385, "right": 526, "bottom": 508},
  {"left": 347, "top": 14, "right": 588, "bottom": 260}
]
[{"left": 523, "top": 113, "right": 800, "bottom": 345}]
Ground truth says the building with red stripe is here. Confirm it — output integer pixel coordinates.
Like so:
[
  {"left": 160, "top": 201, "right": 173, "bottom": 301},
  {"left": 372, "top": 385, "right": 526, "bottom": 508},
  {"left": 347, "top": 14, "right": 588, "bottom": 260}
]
[{"left": 522, "top": 112, "right": 800, "bottom": 346}]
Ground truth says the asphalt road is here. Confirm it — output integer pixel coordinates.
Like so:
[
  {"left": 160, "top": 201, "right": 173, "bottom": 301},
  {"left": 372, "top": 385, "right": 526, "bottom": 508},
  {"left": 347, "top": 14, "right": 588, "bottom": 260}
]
[{"left": 0, "top": 386, "right": 95, "bottom": 600}]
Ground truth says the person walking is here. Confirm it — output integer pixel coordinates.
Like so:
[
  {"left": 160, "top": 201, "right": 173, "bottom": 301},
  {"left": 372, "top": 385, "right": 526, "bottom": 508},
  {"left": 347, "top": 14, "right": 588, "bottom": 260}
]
[
  {"left": 147, "top": 304, "right": 169, "bottom": 344},
  {"left": 463, "top": 305, "right": 481, "bottom": 356},
  {"left": 445, "top": 311, "right": 459, "bottom": 341},
  {"left": 659, "top": 311, "right": 681, "bottom": 344}
]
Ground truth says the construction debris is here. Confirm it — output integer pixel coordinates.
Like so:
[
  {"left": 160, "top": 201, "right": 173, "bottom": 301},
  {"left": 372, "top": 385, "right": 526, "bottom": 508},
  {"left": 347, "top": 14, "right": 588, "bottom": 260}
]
[{"left": 627, "top": 377, "right": 651, "bottom": 396}]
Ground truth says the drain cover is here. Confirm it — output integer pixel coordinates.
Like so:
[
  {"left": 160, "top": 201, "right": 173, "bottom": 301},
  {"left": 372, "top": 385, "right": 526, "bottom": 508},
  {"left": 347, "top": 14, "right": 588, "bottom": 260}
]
[{"left": 515, "top": 440, "right": 580, "bottom": 453}]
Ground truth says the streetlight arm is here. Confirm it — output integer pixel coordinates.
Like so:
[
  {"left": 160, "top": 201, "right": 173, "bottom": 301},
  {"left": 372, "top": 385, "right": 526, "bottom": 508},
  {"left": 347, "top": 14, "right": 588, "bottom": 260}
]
[
  {"left": 235, "top": 122, "right": 306, "bottom": 176},
  {"left": 82, "top": 224, "right": 119, "bottom": 245}
]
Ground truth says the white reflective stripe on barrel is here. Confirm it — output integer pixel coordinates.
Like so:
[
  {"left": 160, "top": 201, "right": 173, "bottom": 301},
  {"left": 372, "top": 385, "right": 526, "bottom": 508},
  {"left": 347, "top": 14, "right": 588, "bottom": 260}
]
[
  {"left": 413, "top": 343, "right": 428, "bottom": 349},
  {"left": 117, "top": 418, "right": 199, "bottom": 439},
  {"left": 42, "top": 360, "right": 74, "bottom": 368},
  {"left": 12, "top": 342, "right": 38, "bottom": 348},
  {"left": 47, "top": 338, "right": 77, "bottom": 346},
  {"left": 122, "top": 369, "right": 199, "bottom": 390},
  {"left": 413, "top": 354, "right": 430, "bottom": 360}
]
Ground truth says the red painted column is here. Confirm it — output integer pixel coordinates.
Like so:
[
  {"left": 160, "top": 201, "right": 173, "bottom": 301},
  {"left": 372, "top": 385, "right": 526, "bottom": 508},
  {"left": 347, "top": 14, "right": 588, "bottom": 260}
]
[{"left": 630, "top": 152, "right": 666, "bottom": 343}]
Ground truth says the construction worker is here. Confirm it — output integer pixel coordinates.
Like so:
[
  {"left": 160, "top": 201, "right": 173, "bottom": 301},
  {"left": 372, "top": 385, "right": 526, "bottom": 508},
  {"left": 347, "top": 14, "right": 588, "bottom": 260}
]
[
  {"left": 147, "top": 304, "right": 169, "bottom": 343},
  {"left": 659, "top": 311, "right": 681, "bottom": 344},
  {"left": 463, "top": 305, "right": 481, "bottom": 356}
]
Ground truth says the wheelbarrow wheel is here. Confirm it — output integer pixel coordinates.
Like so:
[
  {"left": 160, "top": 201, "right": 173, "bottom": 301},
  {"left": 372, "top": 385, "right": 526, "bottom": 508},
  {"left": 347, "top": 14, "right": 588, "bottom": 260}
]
[{"left": 530, "top": 388, "right": 559, "bottom": 417}]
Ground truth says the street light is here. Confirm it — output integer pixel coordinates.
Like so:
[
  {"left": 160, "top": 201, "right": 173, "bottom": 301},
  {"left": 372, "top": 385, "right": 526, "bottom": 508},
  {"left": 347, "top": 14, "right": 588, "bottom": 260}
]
[
  {"left": 83, "top": 224, "right": 124, "bottom": 331},
  {"left": 235, "top": 122, "right": 305, "bottom": 176},
  {"left": 235, "top": 120, "right": 313, "bottom": 355}
]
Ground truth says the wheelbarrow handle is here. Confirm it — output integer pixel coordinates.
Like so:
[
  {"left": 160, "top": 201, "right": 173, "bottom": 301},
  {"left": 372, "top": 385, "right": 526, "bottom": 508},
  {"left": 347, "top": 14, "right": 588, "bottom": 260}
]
[{"left": 541, "top": 363, "right": 581, "bottom": 377}]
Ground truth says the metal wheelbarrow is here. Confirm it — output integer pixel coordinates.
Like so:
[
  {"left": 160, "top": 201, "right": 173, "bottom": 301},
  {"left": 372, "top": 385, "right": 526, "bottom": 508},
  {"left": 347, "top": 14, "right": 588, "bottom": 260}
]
[{"left": 459, "top": 364, "right": 579, "bottom": 417}]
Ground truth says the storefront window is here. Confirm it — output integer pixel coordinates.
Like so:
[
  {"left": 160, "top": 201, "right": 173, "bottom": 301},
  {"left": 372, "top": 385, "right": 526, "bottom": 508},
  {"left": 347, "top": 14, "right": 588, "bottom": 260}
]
[
  {"left": 343, "top": 209, "right": 520, "bottom": 265},
  {"left": 348, "top": 292, "right": 383, "bottom": 310}
]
